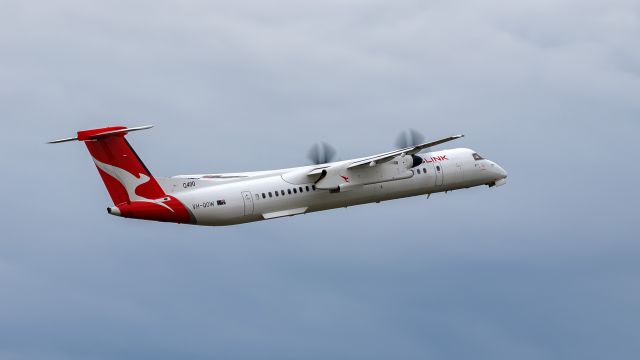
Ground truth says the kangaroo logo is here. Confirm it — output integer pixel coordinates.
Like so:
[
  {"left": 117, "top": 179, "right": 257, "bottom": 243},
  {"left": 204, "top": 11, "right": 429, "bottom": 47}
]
[{"left": 92, "top": 158, "right": 173, "bottom": 212}]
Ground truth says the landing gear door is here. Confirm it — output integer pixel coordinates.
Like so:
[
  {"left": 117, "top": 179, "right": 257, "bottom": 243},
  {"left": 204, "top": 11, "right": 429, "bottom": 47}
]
[{"left": 241, "top": 191, "right": 254, "bottom": 216}]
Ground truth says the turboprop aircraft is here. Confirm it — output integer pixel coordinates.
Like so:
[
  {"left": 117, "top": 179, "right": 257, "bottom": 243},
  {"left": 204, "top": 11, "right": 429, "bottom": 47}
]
[{"left": 49, "top": 125, "right": 507, "bottom": 226}]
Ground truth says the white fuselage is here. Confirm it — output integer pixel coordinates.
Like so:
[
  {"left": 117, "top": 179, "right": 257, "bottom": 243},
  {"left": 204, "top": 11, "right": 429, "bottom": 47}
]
[{"left": 159, "top": 148, "right": 507, "bottom": 226}]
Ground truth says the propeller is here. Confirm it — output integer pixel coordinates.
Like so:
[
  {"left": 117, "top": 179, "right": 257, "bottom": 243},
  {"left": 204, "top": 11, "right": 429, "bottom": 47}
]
[
  {"left": 307, "top": 142, "right": 336, "bottom": 165},
  {"left": 395, "top": 129, "right": 424, "bottom": 149},
  {"left": 396, "top": 129, "right": 428, "bottom": 168}
]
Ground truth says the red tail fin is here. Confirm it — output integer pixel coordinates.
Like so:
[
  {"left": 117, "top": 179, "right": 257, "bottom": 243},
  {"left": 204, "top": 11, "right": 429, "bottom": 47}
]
[
  {"left": 49, "top": 125, "right": 194, "bottom": 224},
  {"left": 78, "top": 126, "right": 165, "bottom": 205}
]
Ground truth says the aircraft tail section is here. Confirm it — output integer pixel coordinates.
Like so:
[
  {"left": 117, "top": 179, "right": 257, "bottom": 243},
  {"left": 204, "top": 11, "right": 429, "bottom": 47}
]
[
  {"left": 49, "top": 125, "right": 194, "bottom": 224},
  {"left": 82, "top": 126, "right": 165, "bottom": 205}
]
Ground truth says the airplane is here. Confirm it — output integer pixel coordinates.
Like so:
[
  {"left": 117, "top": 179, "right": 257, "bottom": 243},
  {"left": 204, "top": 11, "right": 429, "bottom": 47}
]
[{"left": 49, "top": 125, "right": 507, "bottom": 226}]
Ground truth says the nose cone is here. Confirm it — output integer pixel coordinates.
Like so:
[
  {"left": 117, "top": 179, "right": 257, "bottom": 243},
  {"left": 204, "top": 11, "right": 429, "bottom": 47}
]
[
  {"left": 495, "top": 163, "right": 508, "bottom": 179},
  {"left": 486, "top": 161, "right": 507, "bottom": 187}
]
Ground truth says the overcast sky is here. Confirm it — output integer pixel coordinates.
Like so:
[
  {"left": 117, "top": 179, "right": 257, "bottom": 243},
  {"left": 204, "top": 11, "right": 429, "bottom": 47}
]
[{"left": 1, "top": 0, "right": 639, "bottom": 359}]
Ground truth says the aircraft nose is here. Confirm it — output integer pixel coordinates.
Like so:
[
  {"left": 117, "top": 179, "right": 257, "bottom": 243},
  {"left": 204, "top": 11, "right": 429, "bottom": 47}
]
[
  {"left": 495, "top": 163, "right": 507, "bottom": 179},
  {"left": 489, "top": 161, "right": 507, "bottom": 179}
]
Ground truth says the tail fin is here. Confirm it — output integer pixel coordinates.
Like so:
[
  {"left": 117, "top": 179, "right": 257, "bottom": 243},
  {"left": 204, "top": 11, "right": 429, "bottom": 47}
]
[
  {"left": 50, "top": 125, "right": 164, "bottom": 205},
  {"left": 49, "top": 125, "right": 194, "bottom": 224}
]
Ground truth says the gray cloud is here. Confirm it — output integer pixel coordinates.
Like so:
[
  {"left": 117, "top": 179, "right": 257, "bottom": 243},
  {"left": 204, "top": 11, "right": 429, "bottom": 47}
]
[{"left": 1, "top": 0, "right": 639, "bottom": 359}]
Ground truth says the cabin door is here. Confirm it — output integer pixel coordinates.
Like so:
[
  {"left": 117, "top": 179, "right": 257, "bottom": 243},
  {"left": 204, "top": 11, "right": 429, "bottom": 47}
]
[{"left": 241, "top": 191, "right": 254, "bottom": 216}]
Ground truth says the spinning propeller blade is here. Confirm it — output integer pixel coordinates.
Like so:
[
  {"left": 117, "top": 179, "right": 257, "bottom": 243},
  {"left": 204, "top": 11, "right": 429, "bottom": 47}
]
[{"left": 307, "top": 142, "right": 336, "bottom": 165}]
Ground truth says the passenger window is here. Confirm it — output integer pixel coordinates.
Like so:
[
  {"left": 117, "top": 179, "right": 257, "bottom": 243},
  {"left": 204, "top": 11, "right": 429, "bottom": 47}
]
[
  {"left": 423, "top": 168, "right": 427, "bottom": 173},
  {"left": 268, "top": 192, "right": 272, "bottom": 198},
  {"left": 281, "top": 190, "right": 285, "bottom": 196},
  {"left": 275, "top": 191, "right": 279, "bottom": 197},
  {"left": 299, "top": 187, "right": 303, "bottom": 193},
  {"left": 262, "top": 193, "right": 266, "bottom": 199},
  {"left": 312, "top": 185, "right": 316, "bottom": 190},
  {"left": 305, "top": 186, "right": 310, "bottom": 192},
  {"left": 436, "top": 165, "right": 441, "bottom": 171},
  {"left": 416, "top": 168, "right": 421, "bottom": 174},
  {"left": 293, "top": 188, "right": 297, "bottom": 194},
  {"left": 288, "top": 189, "right": 292, "bottom": 195}
]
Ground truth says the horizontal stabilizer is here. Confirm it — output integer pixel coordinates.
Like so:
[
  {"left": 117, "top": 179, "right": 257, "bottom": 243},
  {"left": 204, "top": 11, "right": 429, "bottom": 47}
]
[{"left": 48, "top": 125, "right": 153, "bottom": 144}]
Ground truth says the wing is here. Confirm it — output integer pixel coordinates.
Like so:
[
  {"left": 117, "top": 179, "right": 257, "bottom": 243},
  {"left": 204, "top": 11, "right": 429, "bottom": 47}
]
[
  {"left": 308, "top": 134, "right": 464, "bottom": 191},
  {"left": 347, "top": 134, "right": 464, "bottom": 169}
]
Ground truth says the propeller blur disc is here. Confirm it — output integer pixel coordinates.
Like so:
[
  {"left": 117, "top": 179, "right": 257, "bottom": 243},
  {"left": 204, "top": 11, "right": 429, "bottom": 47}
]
[{"left": 308, "top": 142, "right": 336, "bottom": 164}]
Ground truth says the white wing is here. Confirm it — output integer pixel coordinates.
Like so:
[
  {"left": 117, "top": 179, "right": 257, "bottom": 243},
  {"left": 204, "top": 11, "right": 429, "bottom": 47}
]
[{"left": 347, "top": 134, "right": 464, "bottom": 169}]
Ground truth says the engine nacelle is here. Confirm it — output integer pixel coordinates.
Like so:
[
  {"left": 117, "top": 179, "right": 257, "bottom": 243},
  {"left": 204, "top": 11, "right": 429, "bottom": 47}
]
[
  {"left": 402, "top": 154, "right": 424, "bottom": 169},
  {"left": 411, "top": 154, "right": 423, "bottom": 168}
]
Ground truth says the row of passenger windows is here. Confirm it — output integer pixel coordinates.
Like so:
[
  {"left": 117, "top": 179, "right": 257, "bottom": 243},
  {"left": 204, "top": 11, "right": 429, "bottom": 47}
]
[
  {"left": 257, "top": 185, "right": 316, "bottom": 200},
  {"left": 415, "top": 165, "right": 440, "bottom": 175}
]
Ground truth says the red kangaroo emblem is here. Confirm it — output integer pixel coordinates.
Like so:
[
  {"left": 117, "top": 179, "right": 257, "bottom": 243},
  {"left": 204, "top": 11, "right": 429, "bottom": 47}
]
[{"left": 340, "top": 175, "right": 350, "bottom": 182}]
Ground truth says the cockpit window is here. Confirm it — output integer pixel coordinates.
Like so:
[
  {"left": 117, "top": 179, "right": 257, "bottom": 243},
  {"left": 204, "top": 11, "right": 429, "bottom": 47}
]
[{"left": 472, "top": 153, "right": 484, "bottom": 161}]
